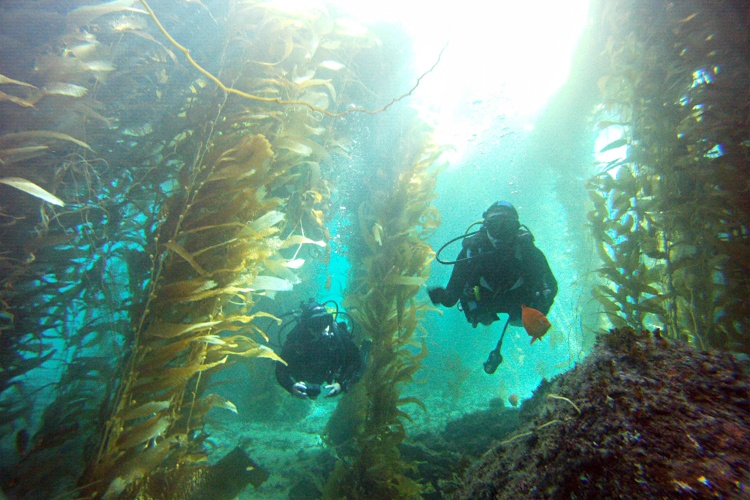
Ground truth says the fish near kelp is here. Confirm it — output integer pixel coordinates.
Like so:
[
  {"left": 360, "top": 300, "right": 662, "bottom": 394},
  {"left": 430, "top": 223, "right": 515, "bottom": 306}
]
[{"left": 522, "top": 304, "right": 551, "bottom": 344}]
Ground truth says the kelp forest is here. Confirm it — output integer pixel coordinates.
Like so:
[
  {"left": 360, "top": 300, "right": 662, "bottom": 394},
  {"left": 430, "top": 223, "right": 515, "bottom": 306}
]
[
  {"left": 0, "top": 0, "right": 439, "bottom": 497},
  {"left": 0, "top": 0, "right": 748, "bottom": 499},
  {"left": 588, "top": 0, "right": 749, "bottom": 353}
]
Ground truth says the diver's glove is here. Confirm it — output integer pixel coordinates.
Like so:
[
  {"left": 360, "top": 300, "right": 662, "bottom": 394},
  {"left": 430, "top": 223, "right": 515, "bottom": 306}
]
[
  {"left": 533, "top": 289, "right": 554, "bottom": 313},
  {"left": 323, "top": 383, "right": 342, "bottom": 398},
  {"left": 292, "top": 382, "right": 321, "bottom": 399},
  {"left": 428, "top": 287, "right": 446, "bottom": 306}
]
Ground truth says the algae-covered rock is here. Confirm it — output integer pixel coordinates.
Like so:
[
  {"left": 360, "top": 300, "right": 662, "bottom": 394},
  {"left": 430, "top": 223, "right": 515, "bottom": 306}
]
[{"left": 457, "top": 328, "right": 750, "bottom": 499}]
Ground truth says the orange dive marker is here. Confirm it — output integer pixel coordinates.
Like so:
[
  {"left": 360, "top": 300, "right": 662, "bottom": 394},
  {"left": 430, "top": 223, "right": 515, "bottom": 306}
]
[{"left": 522, "top": 304, "right": 552, "bottom": 344}]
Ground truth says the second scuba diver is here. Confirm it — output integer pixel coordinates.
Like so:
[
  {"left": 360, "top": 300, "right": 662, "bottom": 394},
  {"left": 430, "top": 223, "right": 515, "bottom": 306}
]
[{"left": 275, "top": 299, "right": 367, "bottom": 399}]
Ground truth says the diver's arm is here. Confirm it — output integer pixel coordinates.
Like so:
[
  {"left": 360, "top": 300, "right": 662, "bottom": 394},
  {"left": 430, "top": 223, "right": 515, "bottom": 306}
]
[
  {"left": 276, "top": 362, "right": 321, "bottom": 398},
  {"left": 275, "top": 324, "right": 314, "bottom": 397},
  {"left": 526, "top": 246, "right": 558, "bottom": 314},
  {"left": 275, "top": 361, "right": 295, "bottom": 395},
  {"left": 439, "top": 247, "right": 471, "bottom": 306},
  {"left": 535, "top": 246, "right": 557, "bottom": 298},
  {"left": 327, "top": 337, "right": 362, "bottom": 396}
]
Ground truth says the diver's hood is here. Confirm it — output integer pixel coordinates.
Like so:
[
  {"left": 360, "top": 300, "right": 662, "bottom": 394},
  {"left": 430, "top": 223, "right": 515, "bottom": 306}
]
[{"left": 483, "top": 200, "right": 519, "bottom": 221}]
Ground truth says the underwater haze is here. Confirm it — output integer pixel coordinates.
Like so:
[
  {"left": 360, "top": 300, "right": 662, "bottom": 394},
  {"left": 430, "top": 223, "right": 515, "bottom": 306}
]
[{"left": 1, "top": 0, "right": 748, "bottom": 499}]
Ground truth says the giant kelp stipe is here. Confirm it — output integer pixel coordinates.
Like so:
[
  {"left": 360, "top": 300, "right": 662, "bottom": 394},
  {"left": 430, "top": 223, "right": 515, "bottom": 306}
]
[
  {"left": 323, "top": 114, "right": 445, "bottom": 498},
  {"left": 0, "top": 0, "right": 748, "bottom": 499}
]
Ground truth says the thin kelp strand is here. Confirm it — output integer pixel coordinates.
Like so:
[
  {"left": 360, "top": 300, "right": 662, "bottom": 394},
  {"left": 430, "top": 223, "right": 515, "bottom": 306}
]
[{"left": 138, "top": 0, "right": 444, "bottom": 118}]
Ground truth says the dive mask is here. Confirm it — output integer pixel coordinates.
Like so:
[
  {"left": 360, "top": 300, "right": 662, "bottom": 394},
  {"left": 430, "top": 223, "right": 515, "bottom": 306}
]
[
  {"left": 483, "top": 201, "right": 520, "bottom": 240},
  {"left": 484, "top": 214, "right": 519, "bottom": 240},
  {"left": 305, "top": 306, "right": 333, "bottom": 334}
]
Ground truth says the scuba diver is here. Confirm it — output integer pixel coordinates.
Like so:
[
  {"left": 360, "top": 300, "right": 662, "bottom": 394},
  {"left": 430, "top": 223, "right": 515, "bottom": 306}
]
[
  {"left": 428, "top": 201, "right": 558, "bottom": 374},
  {"left": 275, "top": 299, "right": 367, "bottom": 399}
]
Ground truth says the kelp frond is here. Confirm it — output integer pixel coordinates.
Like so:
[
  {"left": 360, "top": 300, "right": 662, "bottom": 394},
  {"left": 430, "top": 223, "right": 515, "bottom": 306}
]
[
  {"left": 82, "top": 130, "right": 306, "bottom": 496},
  {"left": 0, "top": 177, "right": 65, "bottom": 207}
]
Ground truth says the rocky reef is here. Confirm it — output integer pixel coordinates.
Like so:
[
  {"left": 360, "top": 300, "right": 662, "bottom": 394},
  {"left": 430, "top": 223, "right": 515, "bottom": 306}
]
[{"left": 452, "top": 328, "right": 750, "bottom": 498}]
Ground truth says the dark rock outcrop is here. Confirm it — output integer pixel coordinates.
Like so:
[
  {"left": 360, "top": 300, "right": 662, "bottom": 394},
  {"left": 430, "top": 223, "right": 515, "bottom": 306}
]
[{"left": 457, "top": 328, "right": 750, "bottom": 499}]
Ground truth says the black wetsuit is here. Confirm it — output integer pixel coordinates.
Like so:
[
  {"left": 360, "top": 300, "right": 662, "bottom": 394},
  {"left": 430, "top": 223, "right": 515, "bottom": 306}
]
[
  {"left": 275, "top": 320, "right": 363, "bottom": 397},
  {"left": 439, "top": 227, "right": 558, "bottom": 327}
]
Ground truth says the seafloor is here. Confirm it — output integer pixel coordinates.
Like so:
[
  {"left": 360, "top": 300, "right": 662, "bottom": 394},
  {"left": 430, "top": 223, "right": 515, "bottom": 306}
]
[{"left": 204, "top": 327, "right": 749, "bottom": 499}]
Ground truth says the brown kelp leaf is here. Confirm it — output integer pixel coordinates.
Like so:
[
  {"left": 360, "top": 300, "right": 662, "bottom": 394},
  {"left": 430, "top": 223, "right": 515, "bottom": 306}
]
[
  {"left": 262, "top": 257, "right": 303, "bottom": 285},
  {"left": 0, "top": 91, "right": 36, "bottom": 108},
  {"left": 274, "top": 137, "right": 313, "bottom": 156},
  {"left": 179, "top": 222, "right": 248, "bottom": 235},
  {"left": 139, "top": 340, "right": 196, "bottom": 373},
  {"left": 109, "top": 13, "right": 148, "bottom": 31},
  {"left": 252, "top": 31, "right": 294, "bottom": 66},
  {"left": 119, "top": 399, "right": 172, "bottom": 421},
  {"left": 43, "top": 82, "right": 89, "bottom": 97},
  {"left": 220, "top": 337, "right": 284, "bottom": 362},
  {"left": 0, "top": 73, "right": 37, "bottom": 88},
  {"left": 591, "top": 287, "right": 623, "bottom": 313},
  {"left": 247, "top": 210, "right": 285, "bottom": 233},
  {"left": 115, "top": 414, "right": 170, "bottom": 451},
  {"left": 632, "top": 296, "right": 668, "bottom": 315},
  {"left": 102, "top": 435, "right": 182, "bottom": 498},
  {"left": 394, "top": 408, "right": 414, "bottom": 423},
  {"left": 208, "top": 395, "right": 238, "bottom": 413},
  {"left": 164, "top": 240, "right": 209, "bottom": 276},
  {"left": 249, "top": 275, "right": 293, "bottom": 292},
  {"left": 206, "top": 134, "right": 274, "bottom": 182},
  {"left": 134, "top": 356, "right": 228, "bottom": 394},
  {"left": 67, "top": 0, "right": 143, "bottom": 29},
  {"left": 0, "top": 146, "right": 49, "bottom": 164},
  {"left": 396, "top": 396, "right": 427, "bottom": 414},
  {"left": 218, "top": 317, "right": 275, "bottom": 342},
  {"left": 279, "top": 234, "right": 326, "bottom": 249},
  {"left": 169, "top": 285, "right": 253, "bottom": 304},
  {"left": 0, "top": 130, "right": 93, "bottom": 151},
  {"left": 0, "top": 177, "right": 65, "bottom": 206},
  {"left": 221, "top": 312, "right": 281, "bottom": 328},
  {"left": 146, "top": 321, "right": 221, "bottom": 339},
  {"left": 158, "top": 278, "right": 217, "bottom": 300},
  {"left": 69, "top": 101, "right": 114, "bottom": 127},
  {"left": 600, "top": 138, "right": 628, "bottom": 153},
  {"left": 190, "top": 394, "right": 238, "bottom": 418}
]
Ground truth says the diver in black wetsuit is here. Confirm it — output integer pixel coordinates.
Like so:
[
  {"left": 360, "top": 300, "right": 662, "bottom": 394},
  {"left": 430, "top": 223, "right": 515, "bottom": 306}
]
[
  {"left": 275, "top": 299, "right": 366, "bottom": 399},
  {"left": 429, "top": 201, "right": 557, "bottom": 327},
  {"left": 428, "top": 201, "right": 558, "bottom": 373}
]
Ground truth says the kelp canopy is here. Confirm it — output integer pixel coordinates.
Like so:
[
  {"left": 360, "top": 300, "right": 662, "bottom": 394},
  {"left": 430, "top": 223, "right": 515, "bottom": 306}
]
[{"left": 0, "top": 0, "right": 435, "bottom": 498}]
